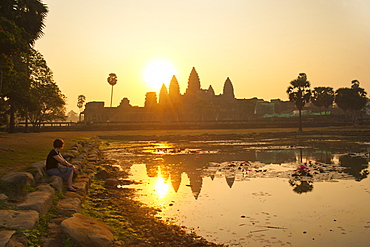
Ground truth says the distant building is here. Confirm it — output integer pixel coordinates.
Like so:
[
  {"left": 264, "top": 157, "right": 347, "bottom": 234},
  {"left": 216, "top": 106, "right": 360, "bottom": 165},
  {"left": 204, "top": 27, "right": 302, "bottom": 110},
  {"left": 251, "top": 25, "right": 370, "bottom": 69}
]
[{"left": 81, "top": 67, "right": 293, "bottom": 123}]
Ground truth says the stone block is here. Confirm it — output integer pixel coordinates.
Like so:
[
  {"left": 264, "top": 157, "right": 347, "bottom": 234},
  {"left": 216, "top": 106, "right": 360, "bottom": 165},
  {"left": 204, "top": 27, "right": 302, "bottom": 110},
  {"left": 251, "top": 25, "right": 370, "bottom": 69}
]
[
  {"left": 17, "top": 191, "right": 53, "bottom": 216},
  {"left": 49, "top": 176, "right": 63, "bottom": 192},
  {"left": 31, "top": 161, "right": 47, "bottom": 178},
  {"left": 0, "top": 230, "right": 16, "bottom": 247},
  {"left": 37, "top": 184, "right": 55, "bottom": 194},
  {"left": 57, "top": 198, "right": 81, "bottom": 216},
  {"left": 0, "top": 210, "right": 39, "bottom": 230},
  {"left": 60, "top": 213, "right": 114, "bottom": 247},
  {"left": 0, "top": 172, "right": 34, "bottom": 187}
]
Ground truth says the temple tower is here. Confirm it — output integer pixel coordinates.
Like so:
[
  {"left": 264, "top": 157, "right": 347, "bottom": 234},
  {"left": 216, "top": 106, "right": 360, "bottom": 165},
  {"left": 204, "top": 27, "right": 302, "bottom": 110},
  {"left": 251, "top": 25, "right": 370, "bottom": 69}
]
[
  {"left": 185, "top": 67, "right": 201, "bottom": 95},
  {"left": 159, "top": 83, "right": 169, "bottom": 106},
  {"left": 169, "top": 75, "right": 181, "bottom": 101},
  {"left": 223, "top": 77, "right": 235, "bottom": 100}
]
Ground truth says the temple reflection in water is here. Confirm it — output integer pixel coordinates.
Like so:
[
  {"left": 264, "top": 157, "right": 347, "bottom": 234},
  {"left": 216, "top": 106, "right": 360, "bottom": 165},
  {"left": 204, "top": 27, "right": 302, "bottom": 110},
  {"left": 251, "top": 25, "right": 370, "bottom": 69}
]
[{"left": 141, "top": 143, "right": 369, "bottom": 198}]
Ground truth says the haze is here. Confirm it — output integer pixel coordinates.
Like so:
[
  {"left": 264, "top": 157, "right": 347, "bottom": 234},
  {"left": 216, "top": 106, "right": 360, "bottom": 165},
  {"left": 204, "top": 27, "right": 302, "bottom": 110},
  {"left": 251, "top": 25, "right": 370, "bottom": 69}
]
[{"left": 35, "top": 0, "right": 370, "bottom": 113}]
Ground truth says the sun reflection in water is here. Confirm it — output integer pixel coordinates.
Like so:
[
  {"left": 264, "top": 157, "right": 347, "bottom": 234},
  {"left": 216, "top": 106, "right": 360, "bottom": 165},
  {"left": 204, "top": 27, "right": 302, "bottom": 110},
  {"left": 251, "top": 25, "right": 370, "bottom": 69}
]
[{"left": 154, "top": 167, "right": 169, "bottom": 199}]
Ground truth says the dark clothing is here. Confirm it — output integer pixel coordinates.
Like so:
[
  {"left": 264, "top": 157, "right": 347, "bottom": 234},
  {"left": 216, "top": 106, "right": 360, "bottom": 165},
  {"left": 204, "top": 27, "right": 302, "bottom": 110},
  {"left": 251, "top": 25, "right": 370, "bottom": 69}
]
[
  {"left": 45, "top": 148, "right": 73, "bottom": 181},
  {"left": 46, "top": 149, "right": 59, "bottom": 170}
]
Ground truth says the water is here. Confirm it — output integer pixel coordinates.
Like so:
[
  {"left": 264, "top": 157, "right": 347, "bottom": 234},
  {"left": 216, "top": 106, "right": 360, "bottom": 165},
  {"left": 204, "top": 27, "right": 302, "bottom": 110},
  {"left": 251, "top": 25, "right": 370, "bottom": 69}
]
[{"left": 104, "top": 137, "right": 370, "bottom": 246}]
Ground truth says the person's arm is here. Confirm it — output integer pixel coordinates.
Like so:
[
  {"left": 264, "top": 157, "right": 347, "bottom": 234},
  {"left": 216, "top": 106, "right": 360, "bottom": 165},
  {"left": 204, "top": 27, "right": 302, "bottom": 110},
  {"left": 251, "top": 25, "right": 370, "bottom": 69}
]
[{"left": 52, "top": 154, "right": 74, "bottom": 168}]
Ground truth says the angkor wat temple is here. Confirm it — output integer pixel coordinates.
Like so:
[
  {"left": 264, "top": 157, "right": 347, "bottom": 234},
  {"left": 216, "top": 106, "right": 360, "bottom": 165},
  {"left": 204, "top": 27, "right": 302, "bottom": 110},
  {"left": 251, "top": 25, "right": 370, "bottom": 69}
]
[{"left": 81, "top": 67, "right": 296, "bottom": 123}]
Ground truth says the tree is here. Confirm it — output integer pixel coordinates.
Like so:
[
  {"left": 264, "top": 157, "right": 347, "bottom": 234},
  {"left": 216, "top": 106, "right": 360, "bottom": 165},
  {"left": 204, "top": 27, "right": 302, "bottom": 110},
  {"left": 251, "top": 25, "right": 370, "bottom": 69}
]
[
  {"left": 286, "top": 73, "right": 311, "bottom": 132},
  {"left": 26, "top": 49, "right": 66, "bottom": 130},
  {"left": 107, "top": 73, "right": 117, "bottom": 108},
  {"left": 0, "top": 0, "right": 48, "bottom": 45},
  {"left": 1, "top": 52, "right": 30, "bottom": 133},
  {"left": 311, "top": 87, "right": 334, "bottom": 114},
  {"left": 0, "top": 17, "right": 30, "bottom": 93},
  {"left": 0, "top": 0, "right": 48, "bottom": 132},
  {"left": 77, "top": 95, "right": 86, "bottom": 121},
  {"left": 335, "top": 80, "right": 367, "bottom": 124}
]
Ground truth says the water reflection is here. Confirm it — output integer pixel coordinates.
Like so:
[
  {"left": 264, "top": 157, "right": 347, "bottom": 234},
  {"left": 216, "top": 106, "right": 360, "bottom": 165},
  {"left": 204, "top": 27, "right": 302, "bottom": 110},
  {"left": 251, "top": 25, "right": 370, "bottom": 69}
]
[
  {"left": 108, "top": 139, "right": 370, "bottom": 246},
  {"left": 135, "top": 141, "right": 370, "bottom": 197},
  {"left": 154, "top": 167, "right": 170, "bottom": 198}
]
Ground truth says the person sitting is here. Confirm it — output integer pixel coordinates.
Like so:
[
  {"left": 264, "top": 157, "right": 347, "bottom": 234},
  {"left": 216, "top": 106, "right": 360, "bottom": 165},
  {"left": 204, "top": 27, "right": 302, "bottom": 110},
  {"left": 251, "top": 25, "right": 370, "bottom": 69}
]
[{"left": 46, "top": 138, "right": 78, "bottom": 192}]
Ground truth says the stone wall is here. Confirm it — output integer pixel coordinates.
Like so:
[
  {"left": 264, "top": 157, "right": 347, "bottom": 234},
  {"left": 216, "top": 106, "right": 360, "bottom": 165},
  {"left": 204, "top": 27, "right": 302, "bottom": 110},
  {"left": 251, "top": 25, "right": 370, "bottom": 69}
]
[{"left": 0, "top": 137, "right": 114, "bottom": 247}]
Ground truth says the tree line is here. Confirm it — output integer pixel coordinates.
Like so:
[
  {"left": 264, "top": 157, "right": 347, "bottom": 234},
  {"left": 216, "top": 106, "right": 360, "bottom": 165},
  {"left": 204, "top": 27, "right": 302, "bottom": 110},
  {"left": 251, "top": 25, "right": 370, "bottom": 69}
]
[
  {"left": 0, "top": 0, "right": 66, "bottom": 133},
  {"left": 287, "top": 73, "right": 368, "bottom": 131}
]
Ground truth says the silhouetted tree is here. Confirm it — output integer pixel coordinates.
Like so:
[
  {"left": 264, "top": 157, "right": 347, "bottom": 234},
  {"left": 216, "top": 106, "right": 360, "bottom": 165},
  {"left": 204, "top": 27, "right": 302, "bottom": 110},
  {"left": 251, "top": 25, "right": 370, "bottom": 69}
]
[
  {"left": 0, "top": 17, "right": 30, "bottom": 93},
  {"left": 311, "top": 87, "right": 334, "bottom": 114},
  {"left": 26, "top": 49, "right": 66, "bottom": 130},
  {"left": 0, "top": 0, "right": 48, "bottom": 132},
  {"left": 107, "top": 73, "right": 117, "bottom": 107},
  {"left": 77, "top": 95, "right": 86, "bottom": 121},
  {"left": 286, "top": 73, "right": 311, "bottom": 132},
  {"left": 0, "top": 0, "right": 48, "bottom": 92},
  {"left": 335, "top": 80, "right": 367, "bottom": 124},
  {"left": 0, "top": 0, "right": 48, "bottom": 44}
]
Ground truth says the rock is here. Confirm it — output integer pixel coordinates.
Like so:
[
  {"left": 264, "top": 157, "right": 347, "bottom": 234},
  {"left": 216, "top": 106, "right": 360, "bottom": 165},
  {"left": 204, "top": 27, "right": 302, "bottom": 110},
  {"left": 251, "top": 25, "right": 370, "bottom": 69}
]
[
  {"left": 31, "top": 161, "right": 47, "bottom": 179},
  {"left": 60, "top": 213, "right": 114, "bottom": 247},
  {"left": 95, "top": 170, "right": 110, "bottom": 180},
  {"left": 76, "top": 177, "right": 90, "bottom": 189},
  {"left": 104, "top": 178, "right": 118, "bottom": 188},
  {"left": 3, "top": 231, "right": 27, "bottom": 247},
  {"left": 17, "top": 191, "right": 54, "bottom": 216},
  {"left": 57, "top": 198, "right": 81, "bottom": 216},
  {"left": 0, "top": 230, "right": 16, "bottom": 247},
  {"left": 0, "top": 194, "right": 8, "bottom": 200},
  {"left": 0, "top": 172, "right": 34, "bottom": 187},
  {"left": 37, "top": 184, "right": 55, "bottom": 194},
  {"left": 48, "top": 176, "right": 63, "bottom": 192},
  {"left": 0, "top": 210, "right": 39, "bottom": 230}
]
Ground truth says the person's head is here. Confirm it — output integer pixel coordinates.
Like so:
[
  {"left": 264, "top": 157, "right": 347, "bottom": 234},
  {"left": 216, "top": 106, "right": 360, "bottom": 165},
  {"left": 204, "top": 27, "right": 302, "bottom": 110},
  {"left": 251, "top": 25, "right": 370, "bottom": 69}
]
[{"left": 53, "top": 139, "right": 65, "bottom": 149}]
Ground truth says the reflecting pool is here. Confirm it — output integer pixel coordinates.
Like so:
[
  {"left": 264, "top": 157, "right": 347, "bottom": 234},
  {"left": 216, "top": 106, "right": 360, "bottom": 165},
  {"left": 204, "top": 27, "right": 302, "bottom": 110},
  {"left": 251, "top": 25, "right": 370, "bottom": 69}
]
[{"left": 105, "top": 137, "right": 370, "bottom": 246}]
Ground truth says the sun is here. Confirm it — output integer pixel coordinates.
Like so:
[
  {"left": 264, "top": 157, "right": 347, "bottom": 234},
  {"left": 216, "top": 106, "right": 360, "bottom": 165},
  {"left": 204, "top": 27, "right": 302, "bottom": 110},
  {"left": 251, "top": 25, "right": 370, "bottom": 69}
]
[{"left": 143, "top": 60, "right": 176, "bottom": 91}]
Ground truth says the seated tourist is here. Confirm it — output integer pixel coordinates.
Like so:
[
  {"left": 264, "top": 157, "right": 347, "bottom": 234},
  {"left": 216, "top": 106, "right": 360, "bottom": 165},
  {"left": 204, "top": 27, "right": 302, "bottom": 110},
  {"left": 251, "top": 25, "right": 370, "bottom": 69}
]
[{"left": 46, "top": 138, "right": 77, "bottom": 192}]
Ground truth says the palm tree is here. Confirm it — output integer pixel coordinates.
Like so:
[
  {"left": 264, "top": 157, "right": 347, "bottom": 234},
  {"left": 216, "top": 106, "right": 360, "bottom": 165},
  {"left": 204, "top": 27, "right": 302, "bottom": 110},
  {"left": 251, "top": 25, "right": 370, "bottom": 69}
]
[
  {"left": 107, "top": 73, "right": 117, "bottom": 108},
  {"left": 286, "top": 73, "right": 311, "bottom": 132},
  {"left": 0, "top": 0, "right": 48, "bottom": 44}
]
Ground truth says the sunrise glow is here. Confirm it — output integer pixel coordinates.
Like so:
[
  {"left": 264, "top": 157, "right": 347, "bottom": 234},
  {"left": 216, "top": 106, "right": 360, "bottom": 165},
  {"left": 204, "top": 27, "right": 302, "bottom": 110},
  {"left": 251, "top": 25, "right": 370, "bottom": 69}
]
[{"left": 143, "top": 60, "right": 176, "bottom": 91}]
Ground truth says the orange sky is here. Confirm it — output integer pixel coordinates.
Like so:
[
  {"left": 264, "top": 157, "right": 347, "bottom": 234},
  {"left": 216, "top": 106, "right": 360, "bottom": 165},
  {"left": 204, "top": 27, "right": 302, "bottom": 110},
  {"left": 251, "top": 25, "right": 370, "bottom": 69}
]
[{"left": 35, "top": 0, "right": 370, "bottom": 113}]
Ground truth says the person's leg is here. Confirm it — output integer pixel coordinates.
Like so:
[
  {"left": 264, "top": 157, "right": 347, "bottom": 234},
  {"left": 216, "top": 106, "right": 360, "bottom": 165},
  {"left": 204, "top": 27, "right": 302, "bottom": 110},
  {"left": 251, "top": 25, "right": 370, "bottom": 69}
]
[{"left": 67, "top": 171, "right": 74, "bottom": 190}]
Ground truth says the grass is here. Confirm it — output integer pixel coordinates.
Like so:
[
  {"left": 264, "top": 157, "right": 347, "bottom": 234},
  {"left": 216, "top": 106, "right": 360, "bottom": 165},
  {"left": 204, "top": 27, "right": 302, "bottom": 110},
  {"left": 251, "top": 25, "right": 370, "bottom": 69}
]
[{"left": 0, "top": 126, "right": 369, "bottom": 177}]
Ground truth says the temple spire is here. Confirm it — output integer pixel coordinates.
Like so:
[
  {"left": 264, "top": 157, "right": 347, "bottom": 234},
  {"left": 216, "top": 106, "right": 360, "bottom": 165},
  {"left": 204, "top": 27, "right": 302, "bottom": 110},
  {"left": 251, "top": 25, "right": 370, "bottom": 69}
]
[
  {"left": 186, "top": 67, "right": 201, "bottom": 95},
  {"left": 169, "top": 75, "right": 180, "bottom": 99},
  {"left": 223, "top": 77, "right": 235, "bottom": 100},
  {"left": 159, "top": 83, "right": 169, "bottom": 105}
]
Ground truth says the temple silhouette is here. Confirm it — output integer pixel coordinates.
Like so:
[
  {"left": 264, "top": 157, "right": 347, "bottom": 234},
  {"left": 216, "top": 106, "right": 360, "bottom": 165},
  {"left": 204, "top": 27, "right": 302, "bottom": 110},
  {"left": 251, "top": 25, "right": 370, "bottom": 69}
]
[{"left": 81, "top": 67, "right": 296, "bottom": 123}]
